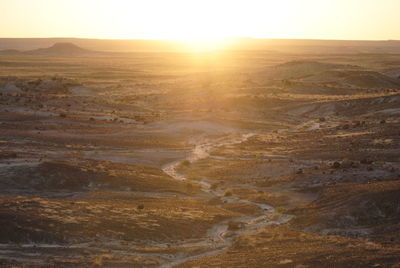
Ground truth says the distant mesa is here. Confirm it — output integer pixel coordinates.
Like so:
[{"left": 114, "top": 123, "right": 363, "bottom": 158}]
[
  {"left": 0, "top": 43, "right": 94, "bottom": 55},
  {"left": 28, "top": 43, "right": 93, "bottom": 55}
]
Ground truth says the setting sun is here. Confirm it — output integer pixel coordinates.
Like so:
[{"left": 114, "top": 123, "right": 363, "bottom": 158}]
[{"left": 1, "top": 0, "right": 400, "bottom": 42}]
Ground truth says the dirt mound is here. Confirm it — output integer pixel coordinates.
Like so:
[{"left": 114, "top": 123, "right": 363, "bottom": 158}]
[
  {"left": 29, "top": 42, "right": 92, "bottom": 55},
  {"left": 0, "top": 160, "right": 198, "bottom": 196},
  {"left": 303, "top": 70, "right": 400, "bottom": 89},
  {"left": 0, "top": 162, "right": 94, "bottom": 193},
  {"left": 0, "top": 83, "right": 22, "bottom": 94},
  {"left": 0, "top": 49, "right": 22, "bottom": 55},
  {"left": 382, "top": 68, "right": 400, "bottom": 78},
  {"left": 290, "top": 181, "right": 400, "bottom": 240},
  {"left": 333, "top": 93, "right": 400, "bottom": 118},
  {"left": 259, "top": 61, "right": 357, "bottom": 80}
]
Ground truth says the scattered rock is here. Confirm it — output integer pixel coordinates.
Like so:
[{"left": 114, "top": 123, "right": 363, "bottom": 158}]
[
  {"left": 341, "top": 159, "right": 355, "bottom": 168},
  {"left": 332, "top": 161, "right": 341, "bottom": 169}
]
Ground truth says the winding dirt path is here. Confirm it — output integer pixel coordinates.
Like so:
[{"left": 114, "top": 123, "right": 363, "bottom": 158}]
[{"left": 161, "top": 132, "right": 292, "bottom": 267}]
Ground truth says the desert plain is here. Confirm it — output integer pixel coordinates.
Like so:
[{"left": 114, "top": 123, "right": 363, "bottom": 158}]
[{"left": 0, "top": 40, "right": 400, "bottom": 267}]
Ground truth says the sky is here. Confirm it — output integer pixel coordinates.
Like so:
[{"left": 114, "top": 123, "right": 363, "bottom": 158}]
[{"left": 0, "top": 0, "right": 399, "bottom": 40}]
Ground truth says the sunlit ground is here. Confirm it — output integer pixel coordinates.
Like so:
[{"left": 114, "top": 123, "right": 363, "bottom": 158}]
[{"left": 180, "top": 38, "right": 232, "bottom": 51}]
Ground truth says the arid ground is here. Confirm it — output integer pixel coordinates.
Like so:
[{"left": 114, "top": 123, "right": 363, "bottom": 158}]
[{"left": 0, "top": 43, "right": 400, "bottom": 267}]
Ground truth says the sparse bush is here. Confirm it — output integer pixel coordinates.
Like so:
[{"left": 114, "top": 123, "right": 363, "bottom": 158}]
[
  {"left": 210, "top": 183, "right": 218, "bottom": 190},
  {"left": 93, "top": 254, "right": 113, "bottom": 266},
  {"left": 275, "top": 206, "right": 286, "bottom": 214},
  {"left": 224, "top": 190, "right": 232, "bottom": 197},
  {"left": 181, "top": 160, "right": 191, "bottom": 166},
  {"left": 59, "top": 113, "right": 67, "bottom": 118},
  {"left": 341, "top": 159, "right": 355, "bottom": 168},
  {"left": 186, "top": 182, "right": 194, "bottom": 189}
]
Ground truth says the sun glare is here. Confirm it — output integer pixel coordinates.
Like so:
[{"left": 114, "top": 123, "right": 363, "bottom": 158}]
[
  {"left": 126, "top": 0, "right": 255, "bottom": 50},
  {"left": 181, "top": 38, "right": 229, "bottom": 51},
  {"left": 1, "top": 0, "right": 399, "bottom": 42}
]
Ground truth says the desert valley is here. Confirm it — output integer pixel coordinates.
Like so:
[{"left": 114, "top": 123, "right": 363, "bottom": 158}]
[{"left": 0, "top": 39, "right": 399, "bottom": 267}]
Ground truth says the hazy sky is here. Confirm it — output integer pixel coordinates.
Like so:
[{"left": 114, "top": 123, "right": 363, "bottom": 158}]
[{"left": 0, "top": 0, "right": 399, "bottom": 40}]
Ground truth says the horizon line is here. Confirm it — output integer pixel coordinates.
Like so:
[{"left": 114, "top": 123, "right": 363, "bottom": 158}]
[{"left": 0, "top": 37, "right": 399, "bottom": 42}]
